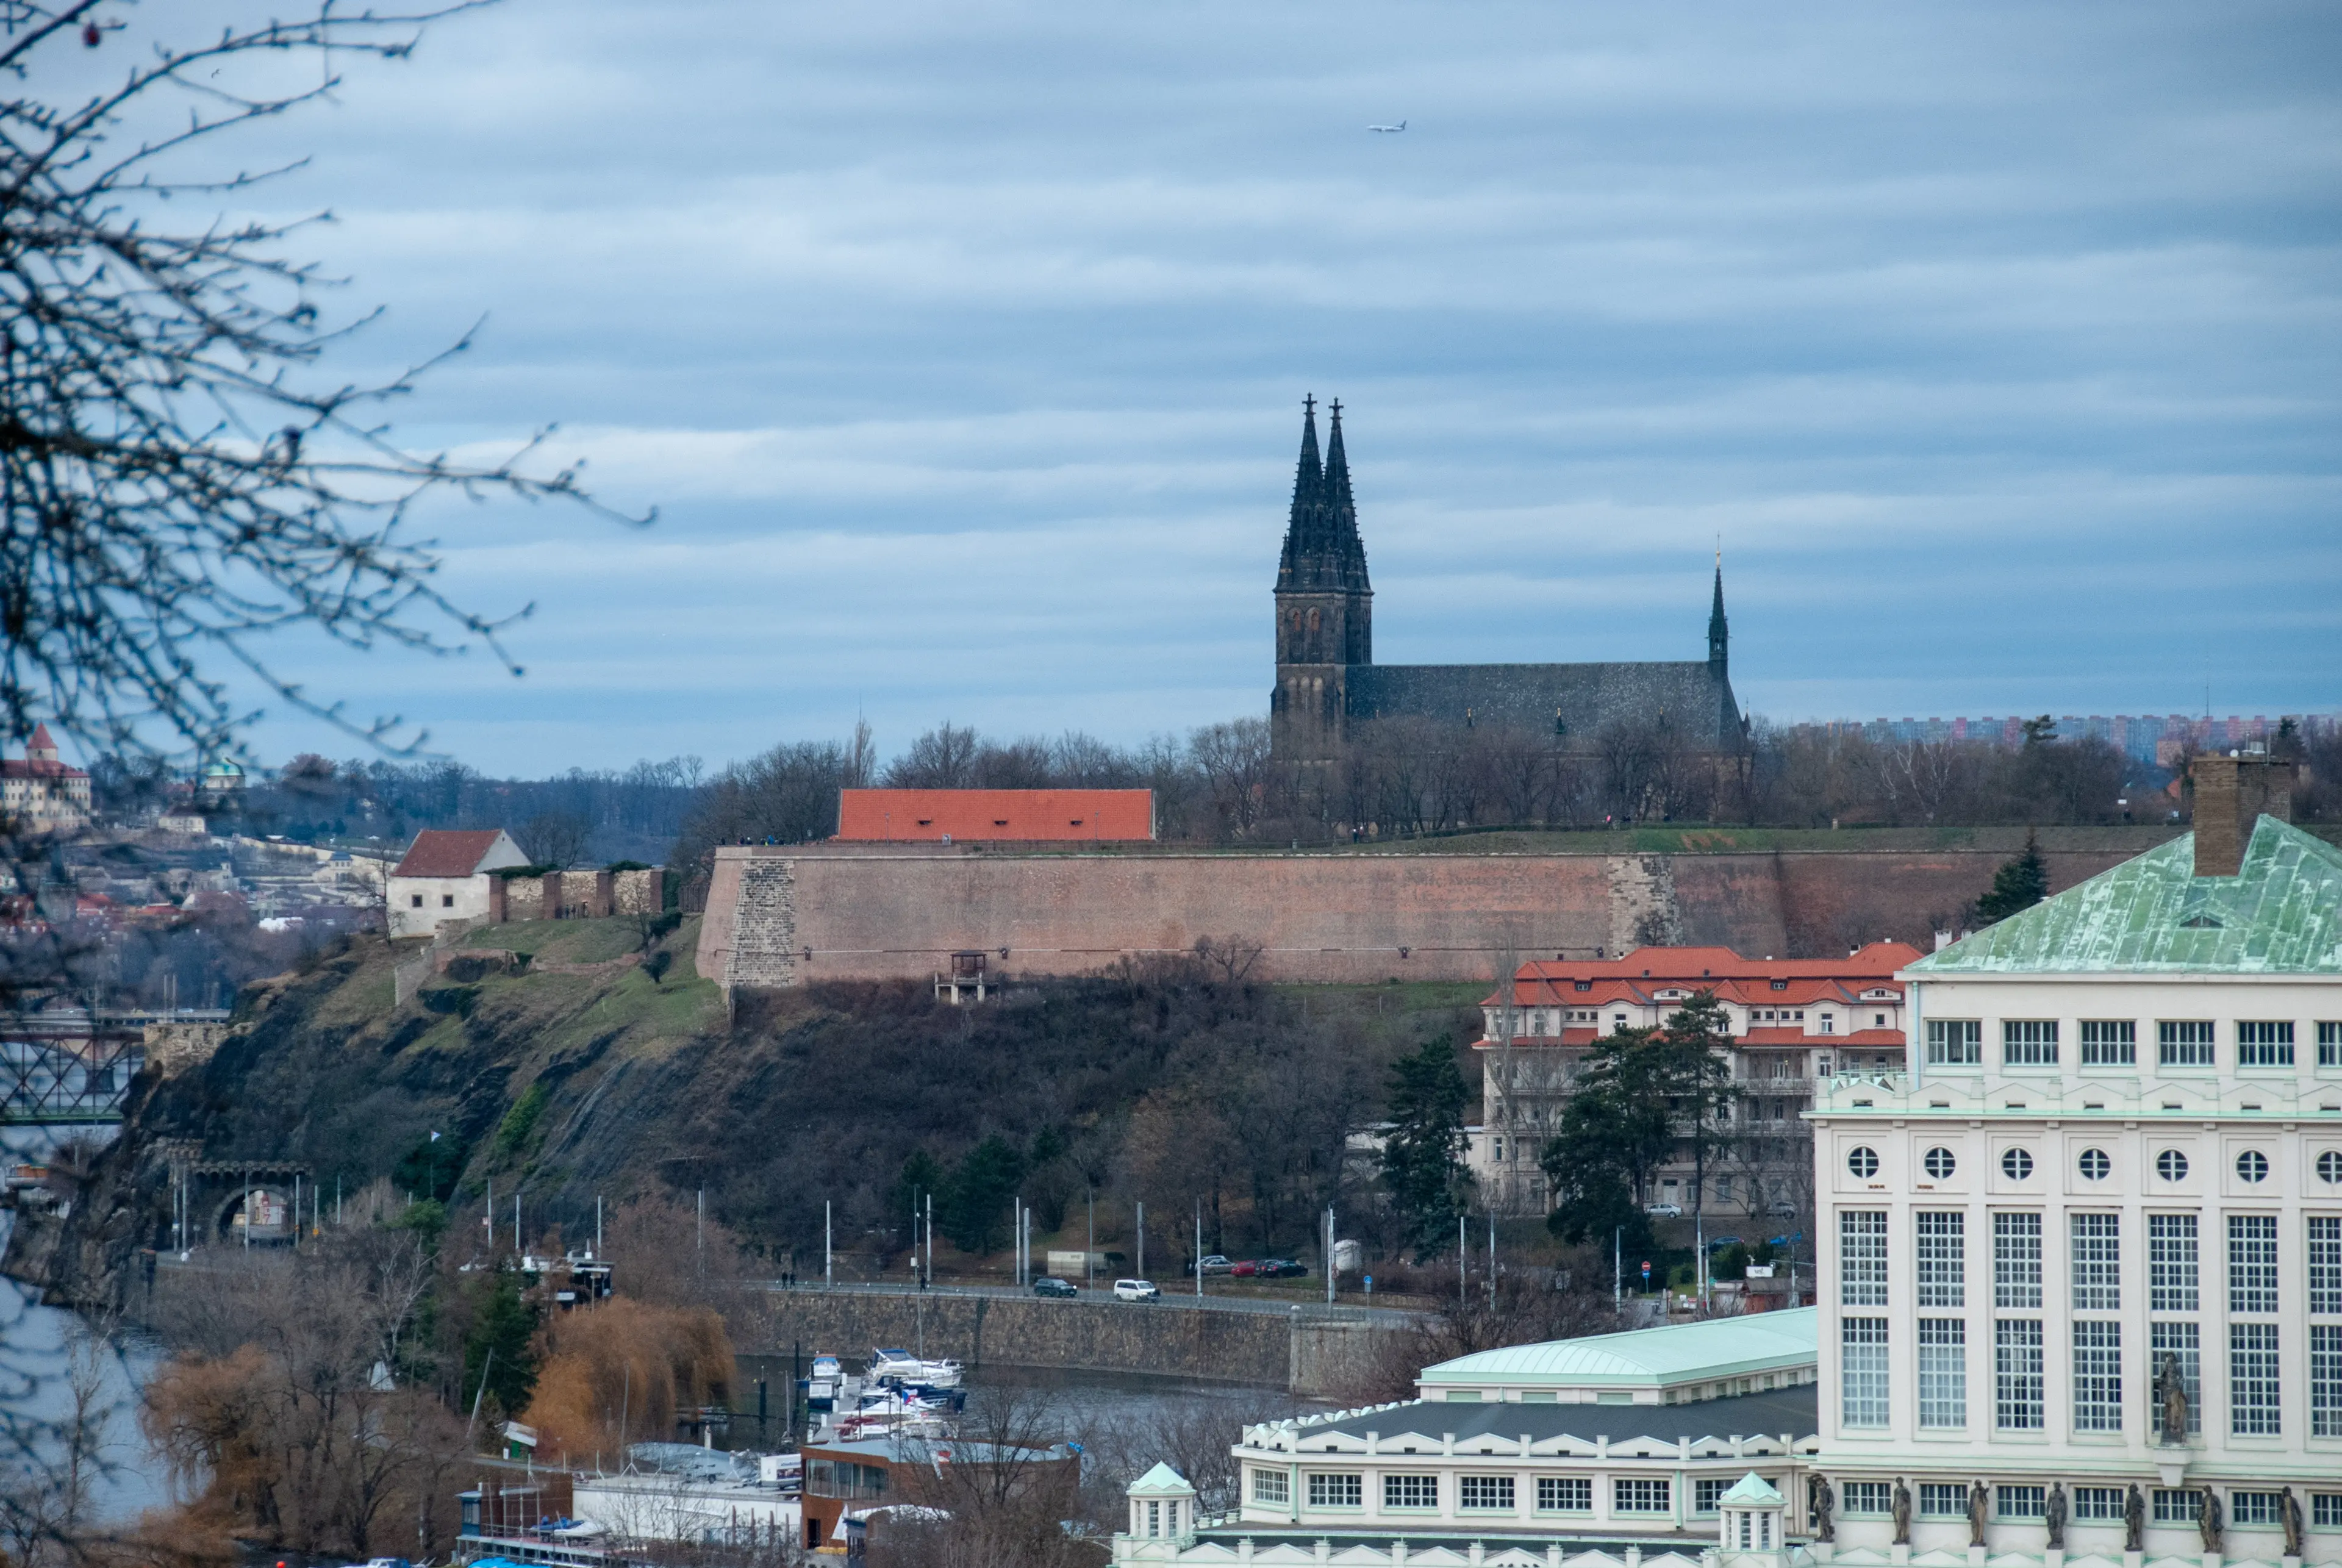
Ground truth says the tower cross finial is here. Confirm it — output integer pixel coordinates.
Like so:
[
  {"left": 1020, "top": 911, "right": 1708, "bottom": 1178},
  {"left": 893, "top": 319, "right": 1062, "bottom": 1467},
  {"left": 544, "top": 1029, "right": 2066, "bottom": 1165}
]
[{"left": 1303, "top": 393, "right": 1316, "bottom": 416}]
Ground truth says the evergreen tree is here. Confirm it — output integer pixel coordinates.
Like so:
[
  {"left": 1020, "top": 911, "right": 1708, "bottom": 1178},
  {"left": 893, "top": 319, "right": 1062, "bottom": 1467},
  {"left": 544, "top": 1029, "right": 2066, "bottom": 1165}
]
[
  {"left": 937, "top": 1134, "right": 1026, "bottom": 1254},
  {"left": 1379, "top": 1036, "right": 1475, "bottom": 1261},
  {"left": 463, "top": 1264, "right": 539, "bottom": 1420},
  {"left": 1976, "top": 829, "right": 2050, "bottom": 922}
]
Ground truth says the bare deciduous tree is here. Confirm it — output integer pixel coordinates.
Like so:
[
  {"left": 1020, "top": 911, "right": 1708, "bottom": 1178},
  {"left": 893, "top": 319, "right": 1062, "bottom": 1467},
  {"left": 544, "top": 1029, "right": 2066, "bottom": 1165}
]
[{"left": 1, "top": 0, "right": 636, "bottom": 764}]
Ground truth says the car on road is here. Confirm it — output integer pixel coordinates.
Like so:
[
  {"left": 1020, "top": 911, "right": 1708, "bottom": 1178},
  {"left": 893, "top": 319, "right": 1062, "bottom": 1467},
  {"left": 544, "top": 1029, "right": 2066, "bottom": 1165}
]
[
  {"left": 1644, "top": 1203, "right": 1683, "bottom": 1217},
  {"left": 1766, "top": 1201, "right": 1797, "bottom": 1217},
  {"left": 1256, "top": 1259, "right": 1308, "bottom": 1278},
  {"left": 1705, "top": 1236, "right": 1744, "bottom": 1251},
  {"left": 1031, "top": 1276, "right": 1078, "bottom": 1298},
  {"left": 1198, "top": 1255, "right": 1234, "bottom": 1274},
  {"left": 1112, "top": 1278, "right": 1160, "bottom": 1301}
]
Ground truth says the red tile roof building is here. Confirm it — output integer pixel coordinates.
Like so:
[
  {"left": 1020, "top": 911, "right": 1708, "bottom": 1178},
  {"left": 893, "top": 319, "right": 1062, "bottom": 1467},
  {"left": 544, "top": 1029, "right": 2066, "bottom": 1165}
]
[
  {"left": 835, "top": 789, "right": 1155, "bottom": 843},
  {"left": 388, "top": 828, "right": 530, "bottom": 938},
  {"left": 2, "top": 725, "right": 91, "bottom": 832},
  {"left": 1470, "top": 942, "right": 1919, "bottom": 1217}
]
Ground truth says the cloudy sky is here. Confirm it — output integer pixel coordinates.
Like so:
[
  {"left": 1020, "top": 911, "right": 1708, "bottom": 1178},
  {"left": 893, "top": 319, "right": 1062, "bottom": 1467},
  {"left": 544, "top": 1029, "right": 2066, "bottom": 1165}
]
[{"left": 112, "top": 1, "right": 2342, "bottom": 773}]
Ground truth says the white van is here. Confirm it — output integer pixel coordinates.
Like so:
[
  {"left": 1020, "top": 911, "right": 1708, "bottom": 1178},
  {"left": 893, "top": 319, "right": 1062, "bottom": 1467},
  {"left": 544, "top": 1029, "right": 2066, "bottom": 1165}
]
[{"left": 1112, "top": 1278, "right": 1160, "bottom": 1302}]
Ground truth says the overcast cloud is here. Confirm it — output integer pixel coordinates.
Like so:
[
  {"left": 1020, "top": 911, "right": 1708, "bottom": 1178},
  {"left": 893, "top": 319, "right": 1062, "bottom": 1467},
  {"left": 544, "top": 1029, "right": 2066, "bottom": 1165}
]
[{"left": 117, "top": 1, "right": 2341, "bottom": 772}]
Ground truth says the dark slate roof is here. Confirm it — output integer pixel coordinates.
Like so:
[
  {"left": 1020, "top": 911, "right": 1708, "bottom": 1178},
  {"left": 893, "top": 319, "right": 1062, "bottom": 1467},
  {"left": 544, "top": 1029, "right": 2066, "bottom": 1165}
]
[
  {"left": 1348, "top": 660, "right": 1741, "bottom": 750},
  {"left": 1305, "top": 1385, "right": 1816, "bottom": 1447},
  {"left": 1277, "top": 398, "right": 1370, "bottom": 595}
]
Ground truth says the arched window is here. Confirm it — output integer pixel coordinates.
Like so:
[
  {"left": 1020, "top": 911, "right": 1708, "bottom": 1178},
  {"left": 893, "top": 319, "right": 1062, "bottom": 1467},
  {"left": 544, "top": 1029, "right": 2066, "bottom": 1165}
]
[{"left": 1306, "top": 607, "right": 1322, "bottom": 633}]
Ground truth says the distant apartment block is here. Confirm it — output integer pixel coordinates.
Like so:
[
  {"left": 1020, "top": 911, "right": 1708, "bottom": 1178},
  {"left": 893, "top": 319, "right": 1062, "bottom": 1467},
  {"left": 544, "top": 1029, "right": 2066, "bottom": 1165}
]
[
  {"left": 1, "top": 726, "right": 91, "bottom": 833},
  {"left": 1822, "top": 712, "right": 2330, "bottom": 764},
  {"left": 1471, "top": 943, "right": 1917, "bottom": 1217}
]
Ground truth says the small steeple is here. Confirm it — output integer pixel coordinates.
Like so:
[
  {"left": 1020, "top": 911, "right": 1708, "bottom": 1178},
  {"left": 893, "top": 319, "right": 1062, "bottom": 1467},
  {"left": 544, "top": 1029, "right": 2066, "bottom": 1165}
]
[{"left": 1708, "top": 547, "right": 1728, "bottom": 671}]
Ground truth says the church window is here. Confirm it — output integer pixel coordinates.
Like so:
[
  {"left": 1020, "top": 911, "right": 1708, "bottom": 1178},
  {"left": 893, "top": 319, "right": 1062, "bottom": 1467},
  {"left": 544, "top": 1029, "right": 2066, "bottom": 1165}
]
[{"left": 1306, "top": 607, "right": 1321, "bottom": 633}]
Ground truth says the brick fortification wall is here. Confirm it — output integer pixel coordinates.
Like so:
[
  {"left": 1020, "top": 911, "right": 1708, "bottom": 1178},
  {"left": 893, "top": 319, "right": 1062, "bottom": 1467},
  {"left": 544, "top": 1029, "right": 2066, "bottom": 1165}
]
[{"left": 697, "top": 844, "right": 2141, "bottom": 990}]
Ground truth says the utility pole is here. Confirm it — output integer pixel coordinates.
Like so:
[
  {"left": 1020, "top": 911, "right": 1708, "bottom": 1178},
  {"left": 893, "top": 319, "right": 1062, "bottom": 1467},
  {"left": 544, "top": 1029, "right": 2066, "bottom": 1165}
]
[
  {"left": 1194, "top": 1203, "right": 1202, "bottom": 1300},
  {"left": 1136, "top": 1200, "right": 1145, "bottom": 1280},
  {"left": 1488, "top": 1210, "right": 1496, "bottom": 1311},
  {"left": 696, "top": 1187, "right": 704, "bottom": 1276},
  {"left": 1614, "top": 1225, "right": 1622, "bottom": 1312},
  {"left": 1086, "top": 1190, "right": 1094, "bottom": 1287},
  {"left": 595, "top": 1194, "right": 603, "bottom": 1256},
  {"left": 1458, "top": 1213, "right": 1466, "bottom": 1312},
  {"left": 825, "top": 1199, "right": 833, "bottom": 1286},
  {"left": 925, "top": 1192, "right": 933, "bottom": 1288},
  {"left": 515, "top": 1188, "right": 522, "bottom": 1253},
  {"left": 1325, "top": 1206, "right": 1336, "bottom": 1305}
]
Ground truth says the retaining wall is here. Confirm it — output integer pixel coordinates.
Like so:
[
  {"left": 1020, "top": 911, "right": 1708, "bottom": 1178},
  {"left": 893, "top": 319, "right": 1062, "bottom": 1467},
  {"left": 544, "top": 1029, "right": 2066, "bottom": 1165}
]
[
  {"left": 752, "top": 1289, "right": 1399, "bottom": 1397},
  {"left": 698, "top": 845, "right": 2141, "bottom": 990}
]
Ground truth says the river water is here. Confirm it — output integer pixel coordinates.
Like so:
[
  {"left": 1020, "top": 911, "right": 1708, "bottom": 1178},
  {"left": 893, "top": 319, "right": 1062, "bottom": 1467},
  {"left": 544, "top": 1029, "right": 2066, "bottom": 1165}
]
[
  {"left": 0, "top": 1125, "right": 172, "bottom": 1524},
  {"left": 3, "top": 1128, "right": 1314, "bottom": 1529}
]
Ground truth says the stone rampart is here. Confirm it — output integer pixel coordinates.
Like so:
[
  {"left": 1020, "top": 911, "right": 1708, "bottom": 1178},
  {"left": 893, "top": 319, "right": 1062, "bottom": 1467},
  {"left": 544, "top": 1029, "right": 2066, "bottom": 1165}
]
[
  {"left": 698, "top": 844, "right": 2141, "bottom": 990},
  {"left": 752, "top": 1289, "right": 1400, "bottom": 1396}
]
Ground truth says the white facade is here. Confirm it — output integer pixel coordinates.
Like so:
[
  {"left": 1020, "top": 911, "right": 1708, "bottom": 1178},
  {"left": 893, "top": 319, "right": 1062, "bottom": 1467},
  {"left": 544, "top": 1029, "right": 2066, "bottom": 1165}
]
[
  {"left": 1814, "top": 808, "right": 2342, "bottom": 1568},
  {"left": 569, "top": 1470, "right": 799, "bottom": 1545}
]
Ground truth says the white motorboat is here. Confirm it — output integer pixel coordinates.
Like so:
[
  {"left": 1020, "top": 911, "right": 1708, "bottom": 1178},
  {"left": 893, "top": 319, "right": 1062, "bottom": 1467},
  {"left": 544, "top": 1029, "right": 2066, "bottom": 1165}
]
[{"left": 868, "top": 1347, "right": 963, "bottom": 1390}]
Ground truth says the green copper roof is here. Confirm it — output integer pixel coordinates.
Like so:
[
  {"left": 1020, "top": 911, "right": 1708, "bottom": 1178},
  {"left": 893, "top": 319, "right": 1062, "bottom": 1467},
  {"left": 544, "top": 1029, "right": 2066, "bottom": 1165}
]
[
  {"left": 1909, "top": 817, "right": 2342, "bottom": 976},
  {"left": 1720, "top": 1473, "right": 1785, "bottom": 1508},
  {"left": 1420, "top": 1306, "right": 1815, "bottom": 1387}
]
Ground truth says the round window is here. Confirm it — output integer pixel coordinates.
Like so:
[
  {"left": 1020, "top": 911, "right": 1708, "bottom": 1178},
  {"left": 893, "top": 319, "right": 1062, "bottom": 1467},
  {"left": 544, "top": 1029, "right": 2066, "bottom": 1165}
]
[
  {"left": 2236, "top": 1150, "right": 2269, "bottom": 1183},
  {"left": 1847, "top": 1146, "right": 1880, "bottom": 1179},
  {"left": 2157, "top": 1148, "right": 2190, "bottom": 1182},
  {"left": 1923, "top": 1147, "right": 1957, "bottom": 1180},
  {"left": 2319, "top": 1150, "right": 2342, "bottom": 1184},
  {"left": 2078, "top": 1148, "right": 2111, "bottom": 1180},
  {"left": 2000, "top": 1147, "right": 2035, "bottom": 1180}
]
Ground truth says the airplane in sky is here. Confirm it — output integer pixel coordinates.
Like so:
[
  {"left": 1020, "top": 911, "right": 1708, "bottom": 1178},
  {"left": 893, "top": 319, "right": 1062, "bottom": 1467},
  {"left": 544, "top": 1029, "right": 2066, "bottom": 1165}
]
[{"left": 1367, "top": 120, "right": 1406, "bottom": 133}]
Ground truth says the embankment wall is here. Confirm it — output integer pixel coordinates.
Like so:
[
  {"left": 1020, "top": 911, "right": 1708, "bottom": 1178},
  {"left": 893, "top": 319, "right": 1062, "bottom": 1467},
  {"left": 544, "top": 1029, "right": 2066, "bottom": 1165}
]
[
  {"left": 698, "top": 845, "right": 2140, "bottom": 989},
  {"left": 751, "top": 1289, "right": 1398, "bottom": 1397}
]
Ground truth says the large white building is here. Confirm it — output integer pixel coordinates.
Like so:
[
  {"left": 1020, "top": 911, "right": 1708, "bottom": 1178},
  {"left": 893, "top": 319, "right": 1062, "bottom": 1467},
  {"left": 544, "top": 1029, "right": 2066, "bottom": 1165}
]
[
  {"left": 1116, "top": 759, "right": 2341, "bottom": 1568},
  {"left": 1816, "top": 758, "right": 2338, "bottom": 1567},
  {"left": 387, "top": 828, "right": 529, "bottom": 939}
]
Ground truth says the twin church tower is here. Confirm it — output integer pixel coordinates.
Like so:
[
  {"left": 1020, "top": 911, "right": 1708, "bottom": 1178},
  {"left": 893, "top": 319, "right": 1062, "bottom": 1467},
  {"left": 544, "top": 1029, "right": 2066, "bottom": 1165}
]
[{"left": 1268, "top": 396, "right": 1743, "bottom": 764}]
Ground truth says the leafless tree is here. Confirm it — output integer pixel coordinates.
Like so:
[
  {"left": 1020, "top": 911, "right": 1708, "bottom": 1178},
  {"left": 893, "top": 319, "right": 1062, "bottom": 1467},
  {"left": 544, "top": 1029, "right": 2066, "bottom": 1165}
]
[
  {"left": 1, "top": 0, "right": 637, "bottom": 767},
  {"left": 521, "top": 810, "right": 592, "bottom": 869}
]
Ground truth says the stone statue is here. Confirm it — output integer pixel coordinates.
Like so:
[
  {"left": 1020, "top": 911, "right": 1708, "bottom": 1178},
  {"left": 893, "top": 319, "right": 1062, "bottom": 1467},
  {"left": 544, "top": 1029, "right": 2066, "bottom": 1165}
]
[
  {"left": 2197, "top": 1489, "right": 2224, "bottom": 1555},
  {"left": 1812, "top": 1476, "right": 1836, "bottom": 1544},
  {"left": 2124, "top": 1484, "right": 2146, "bottom": 1553},
  {"left": 1969, "top": 1480, "right": 1991, "bottom": 1548},
  {"left": 1894, "top": 1478, "right": 1913, "bottom": 1546},
  {"left": 2280, "top": 1487, "right": 2303, "bottom": 1560},
  {"left": 2046, "top": 1483, "right": 2068, "bottom": 1551},
  {"left": 2157, "top": 1351, "right": 2190, "bottom": 1444}
]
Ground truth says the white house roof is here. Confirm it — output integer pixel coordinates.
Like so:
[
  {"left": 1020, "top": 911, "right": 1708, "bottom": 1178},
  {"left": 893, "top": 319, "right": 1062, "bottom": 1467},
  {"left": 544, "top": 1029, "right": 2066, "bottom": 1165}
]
[
  {"left": 1128, "top": 1462, "right": 1195, "bottom": 1497},
  {"left": 1719, "top": 1473, "right": 1784, "bottom": 1507},
  {"left": 1420, "top": 1307, "right": 1816, "bottom": 1389}
]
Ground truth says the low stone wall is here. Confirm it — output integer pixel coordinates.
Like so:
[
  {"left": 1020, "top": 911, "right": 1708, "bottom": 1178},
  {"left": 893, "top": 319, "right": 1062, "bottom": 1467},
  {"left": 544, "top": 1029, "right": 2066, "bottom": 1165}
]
[
  {"left": 753, "top": 1289, "right": 1402, "bottom": 1396},
  {"left": 612, "top": 867, "right": 661, "bottom": 915}
]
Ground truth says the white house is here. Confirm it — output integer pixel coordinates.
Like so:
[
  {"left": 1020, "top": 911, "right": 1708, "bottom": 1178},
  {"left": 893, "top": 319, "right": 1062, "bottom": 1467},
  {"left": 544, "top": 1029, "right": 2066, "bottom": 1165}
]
[
  {"left": 386, "top": 828, "right": 528, "bottom": 939},
  {"left": 1814, "top": 756, "right": 2341, "bottom": 1568}
]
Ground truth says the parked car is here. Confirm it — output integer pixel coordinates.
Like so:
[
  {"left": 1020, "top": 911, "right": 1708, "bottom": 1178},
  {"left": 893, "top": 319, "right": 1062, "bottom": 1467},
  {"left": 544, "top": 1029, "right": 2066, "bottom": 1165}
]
[
  {"left": 1705, "top": 1236, "right": 1743, "bottom": 1252},
  {"left": 1766, "top": 1201, "right": 1797, "bottom": 1217},
  {"left": 1644, "top": 1203, "right": 1683, "bottom": 1218},
  {"left": 1031, "top": 1276, "right": 1078, "bottom": 1298},
  {"left": 1257, "top": 1259, "right": 1308, "bottom": 1278},
  {"left": 1198, "top": 1255, "right": 1234, "bottom": 1274},
  {"left": 1112, "top": 1278, "right": 1160, "bottom": 1302},
  {"left": 1227, "top": 1259, "right": 1260, "bottom": 1276}
]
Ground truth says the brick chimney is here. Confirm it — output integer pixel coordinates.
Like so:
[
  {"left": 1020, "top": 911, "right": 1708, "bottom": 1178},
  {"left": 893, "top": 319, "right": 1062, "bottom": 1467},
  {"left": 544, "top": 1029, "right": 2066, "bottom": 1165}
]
[{"left": 2190, "top": 754, "right": 2294, "bottom": 878}]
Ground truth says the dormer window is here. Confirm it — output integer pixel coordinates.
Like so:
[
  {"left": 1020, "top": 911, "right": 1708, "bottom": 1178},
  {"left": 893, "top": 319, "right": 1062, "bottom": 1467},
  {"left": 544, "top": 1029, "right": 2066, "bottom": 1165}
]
[
  {"left": 1771, "top": 979, "right": 1788, "bottom": 990},
  {"left": 1575, "top": 981, "right": 1591, "bottom": 992}
]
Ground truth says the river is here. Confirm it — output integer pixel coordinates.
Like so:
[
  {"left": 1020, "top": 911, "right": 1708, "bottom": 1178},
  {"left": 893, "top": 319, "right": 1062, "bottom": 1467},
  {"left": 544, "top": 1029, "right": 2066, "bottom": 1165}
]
[
  {"left": 1, "top": 1125, "right": 172, "bottom": 1525},
  {"left": 3, "top": 1130, "right": 1312, "bottom": 1530}
]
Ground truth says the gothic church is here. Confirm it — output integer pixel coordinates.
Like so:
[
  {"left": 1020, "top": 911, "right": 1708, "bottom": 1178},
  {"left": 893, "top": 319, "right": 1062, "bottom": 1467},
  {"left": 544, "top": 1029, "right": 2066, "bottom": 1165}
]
[{"left": 1270, "top": 398, "right": 1744, "bottom": 762}]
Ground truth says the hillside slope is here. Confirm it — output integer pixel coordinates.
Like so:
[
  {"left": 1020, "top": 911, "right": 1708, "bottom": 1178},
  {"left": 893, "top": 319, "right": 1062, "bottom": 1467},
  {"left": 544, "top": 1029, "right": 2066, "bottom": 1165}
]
[{"left": 6, "top": 917, "right": 1477, "bottom": 1307}]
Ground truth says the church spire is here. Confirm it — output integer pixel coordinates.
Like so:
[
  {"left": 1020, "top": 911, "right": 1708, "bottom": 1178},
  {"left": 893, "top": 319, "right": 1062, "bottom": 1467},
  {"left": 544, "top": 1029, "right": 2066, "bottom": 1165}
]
[
  {"left": 1708, "top": 547, "right": 1728, "bottom": 671},
  {"left": 1277, "top": 396, "right": 1325, "bottom": 590}
]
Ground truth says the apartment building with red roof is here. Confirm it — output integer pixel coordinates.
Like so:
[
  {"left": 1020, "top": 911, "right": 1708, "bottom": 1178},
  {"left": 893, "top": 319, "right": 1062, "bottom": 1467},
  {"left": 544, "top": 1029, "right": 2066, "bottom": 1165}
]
[
  {"left": 1, "top": 725, "right": 91, "bottom": 833},
  {"left": 1470, "top": 942, "right": 1921, "bottom": 1217}
]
